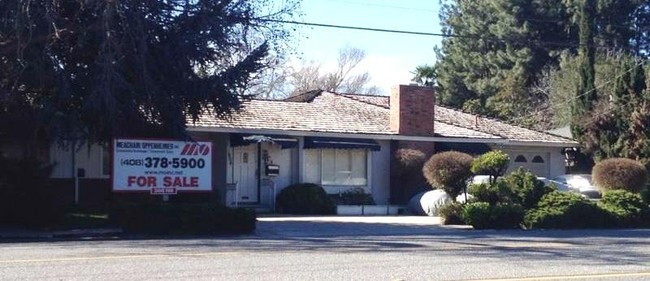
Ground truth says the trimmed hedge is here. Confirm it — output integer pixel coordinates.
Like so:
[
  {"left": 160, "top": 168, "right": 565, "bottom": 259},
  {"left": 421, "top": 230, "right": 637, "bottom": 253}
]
[
  {"left": 438, "top": 201, "right": 465, "bottom": 225},
  {"left": 111, "top": 203, "right": 256, "bottom": 235},
  {"left": 524, "top": 192, "right": 609, "bottom": 229},
  {"left": 332, "top": 187, "right": 375, "bottom": 205},
  {"left": 598, "top": 190, "right": 646, "bottom": 227},
  {"left": 593, "top": 158, "right": 648, "bottom": 193},
  {"left": 276, "top": 183, "right": 335, "bottom": 214},
  {"left": 462, "top": 202, "right": 524, "bottom": 229},
  {"left": 422, "top": 151, "right": 474, "bottom": 199}
]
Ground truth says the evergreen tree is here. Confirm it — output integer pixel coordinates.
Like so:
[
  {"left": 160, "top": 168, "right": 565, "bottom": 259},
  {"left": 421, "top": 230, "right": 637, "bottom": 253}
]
[
  {"left": 434, "top": 0, "right": 649, "bottom": 127},
  {"left": 570, "top": 0, "right": 597, "bottom": 140},
  {"left": 0, "top": 0, "right": 296, "bottom": 144},
  {"left": 580, "top": 55, "right": 649, "bottom": 163},
  {"left": 435, "top": 0, "right": 573, "bottom": 120}
]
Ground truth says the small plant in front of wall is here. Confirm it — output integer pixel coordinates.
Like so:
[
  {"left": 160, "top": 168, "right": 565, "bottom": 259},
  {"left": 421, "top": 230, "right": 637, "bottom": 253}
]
[{"left": 333, "top": 187, "right": 376, "bottom": 205}]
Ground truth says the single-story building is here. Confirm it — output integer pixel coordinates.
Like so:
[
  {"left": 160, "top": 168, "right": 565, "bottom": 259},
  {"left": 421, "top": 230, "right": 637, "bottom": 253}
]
[{"left": 46, "top": 85, "right": 577, "bottom": 209}]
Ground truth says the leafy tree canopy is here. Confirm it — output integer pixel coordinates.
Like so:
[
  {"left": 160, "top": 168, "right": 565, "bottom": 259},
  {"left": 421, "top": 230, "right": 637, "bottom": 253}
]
[{"left": 0, "top": 0, "right": 298, "bottom": 144}]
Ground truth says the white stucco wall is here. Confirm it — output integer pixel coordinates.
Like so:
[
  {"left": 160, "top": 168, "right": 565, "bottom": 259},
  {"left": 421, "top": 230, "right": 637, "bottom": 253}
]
[
  {"left": 49, "top": 142, "right": 108, "bottom": 179},
  {"left": 370, "top": 140, "right": 391, "bottom": 204},
  {"left": 493, "top": 145, "right": 566, "bottom": 179}
]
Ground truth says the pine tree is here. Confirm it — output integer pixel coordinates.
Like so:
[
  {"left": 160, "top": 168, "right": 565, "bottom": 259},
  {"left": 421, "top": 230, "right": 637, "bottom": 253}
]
[{"left": 0, "top": 0, "right": 296, "bottom": 144}]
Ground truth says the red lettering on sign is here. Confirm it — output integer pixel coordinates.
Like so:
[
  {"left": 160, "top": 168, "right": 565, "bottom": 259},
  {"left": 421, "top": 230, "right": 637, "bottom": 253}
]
[
  {"left": 127, "top": 176, "right": 157, "bottom": 187},
  {"left": 163, "top": 176, "right": 199, "bottom": 187},
  {"left": 180, "top": 143, "right": 210, "bottom": 155}
]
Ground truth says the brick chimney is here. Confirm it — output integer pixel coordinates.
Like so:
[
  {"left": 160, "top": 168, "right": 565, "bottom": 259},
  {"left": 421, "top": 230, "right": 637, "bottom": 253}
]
[{"left": 390, "top": 85, "right": 435, "bottom": 136}]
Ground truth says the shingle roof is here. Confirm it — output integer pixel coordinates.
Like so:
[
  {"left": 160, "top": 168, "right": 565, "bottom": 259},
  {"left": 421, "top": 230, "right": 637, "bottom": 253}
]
[
  {"left": 191, "top": 91, "right": 576, "bottom": 145},
  {"left": 192, "top": 92, "right": 391, "bottom": 134}
]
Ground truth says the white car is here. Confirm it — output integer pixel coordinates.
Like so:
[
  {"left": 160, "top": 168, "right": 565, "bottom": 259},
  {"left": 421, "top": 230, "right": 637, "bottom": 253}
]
[{"left": 549, "top": 174, "right": 601, "bottom": 199}]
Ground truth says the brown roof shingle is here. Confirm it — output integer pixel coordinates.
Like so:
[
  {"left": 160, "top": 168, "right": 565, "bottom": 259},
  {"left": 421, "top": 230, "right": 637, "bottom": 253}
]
[{"left": 191, "top": 91, "right": 576, "bottom": 145}]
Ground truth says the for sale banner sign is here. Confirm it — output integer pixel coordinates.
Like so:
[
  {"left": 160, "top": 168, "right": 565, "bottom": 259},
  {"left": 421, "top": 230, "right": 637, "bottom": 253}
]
[{"left": 112, "top": 139, "right": 212, "bottom": 193}]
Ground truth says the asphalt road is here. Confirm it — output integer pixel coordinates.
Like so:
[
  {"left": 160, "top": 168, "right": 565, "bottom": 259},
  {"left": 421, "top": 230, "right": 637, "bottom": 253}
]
[{"left": 1, "top": 216, "right": 650, "bottom": 281}]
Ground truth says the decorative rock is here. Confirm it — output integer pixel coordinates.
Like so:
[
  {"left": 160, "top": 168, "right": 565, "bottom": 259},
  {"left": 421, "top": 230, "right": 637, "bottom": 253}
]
[{"left": 408, "top": 190, "right": 452, "bottom": 216}]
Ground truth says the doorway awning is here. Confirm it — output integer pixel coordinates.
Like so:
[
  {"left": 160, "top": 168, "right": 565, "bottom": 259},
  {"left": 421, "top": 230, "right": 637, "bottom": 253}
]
[
  {"left": 303, "top": 137, "right": 381, "bottom": 151},
  {"left": 230, "top": 134, "right": 298, "bottom": 149}
]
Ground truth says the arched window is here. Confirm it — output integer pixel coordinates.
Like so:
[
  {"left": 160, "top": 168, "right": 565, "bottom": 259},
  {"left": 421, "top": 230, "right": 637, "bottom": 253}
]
[
  {"left": 514, "top": 155, "right": 527, "bottom": 162},
  {"left": 532, "top": 155, "right": 545, "bottom": 163}
]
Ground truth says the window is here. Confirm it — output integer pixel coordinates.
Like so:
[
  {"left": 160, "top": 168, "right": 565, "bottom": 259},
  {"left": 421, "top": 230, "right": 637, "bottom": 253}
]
[
  {"left": 514, "top": 155, "right": 527, "bottom": 163},
  {"left": 304, "top": 149, "right": 367, "bottom": 186},
  {"left": 532, "top": 155, "right": 545, "bottom": 163}
]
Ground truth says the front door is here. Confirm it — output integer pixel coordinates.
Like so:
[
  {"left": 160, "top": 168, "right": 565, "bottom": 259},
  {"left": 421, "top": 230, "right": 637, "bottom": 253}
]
[{"left": 234, "top": 145, "right": 258, "bottom": 203}]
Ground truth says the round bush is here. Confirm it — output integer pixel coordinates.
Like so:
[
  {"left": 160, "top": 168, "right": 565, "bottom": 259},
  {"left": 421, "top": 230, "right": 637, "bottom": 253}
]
[
  {"left": 598, "top": 190, "right": 647, "bottom": 227},
  {"left": 422, "top": 151, "right": 474, "bottom": 199},
  {"left": 276, "top": 183, "right": 335, "bottom": 214},
  {"left": 394, "top": 148, "right": 427, "bottom": 175},
  {"left": 593, "top": 158, "right": 648, "bottom": 193},
  {"left": 393, "top": 148, "right": 429, "bottom": 204},
  {"left": 524, "top": 191, "right": 608, "bottom": 229}
]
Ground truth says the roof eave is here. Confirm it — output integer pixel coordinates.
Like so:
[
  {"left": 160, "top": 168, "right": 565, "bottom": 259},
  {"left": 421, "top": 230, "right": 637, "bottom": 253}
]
[
  {"left": 500, "top": 140, "right": 579, "bottom": 147},
  {"left": 188, "top": 126, "right": 511, "bottom": 144}
]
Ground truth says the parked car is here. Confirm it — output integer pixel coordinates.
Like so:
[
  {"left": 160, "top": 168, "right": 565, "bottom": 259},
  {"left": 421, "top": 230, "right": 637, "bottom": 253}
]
[
  {"left": 549, "top": 174, "right": 601, "bottom": 199},
  {"left": 468, "top": 175, "right": 492, "bottom": 185},
  {"left": 468, "top": 174, "right": 601, "bottom": 199}
]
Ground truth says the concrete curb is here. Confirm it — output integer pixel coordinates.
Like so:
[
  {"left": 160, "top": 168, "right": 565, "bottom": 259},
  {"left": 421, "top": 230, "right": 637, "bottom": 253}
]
[{"left": 0, "top": 228, "right": 123, "bottom": 240}]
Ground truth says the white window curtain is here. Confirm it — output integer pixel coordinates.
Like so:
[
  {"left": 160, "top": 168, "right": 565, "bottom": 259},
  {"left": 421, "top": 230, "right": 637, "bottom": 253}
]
[{"left": 304, "top": 149, "right": 367, "bottom": 186}]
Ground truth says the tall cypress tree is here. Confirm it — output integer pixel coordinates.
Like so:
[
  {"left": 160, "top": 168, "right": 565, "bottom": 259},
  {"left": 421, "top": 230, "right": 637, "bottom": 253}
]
[{"left": 571, "top": 0, "right": 597, "bottom": 140}]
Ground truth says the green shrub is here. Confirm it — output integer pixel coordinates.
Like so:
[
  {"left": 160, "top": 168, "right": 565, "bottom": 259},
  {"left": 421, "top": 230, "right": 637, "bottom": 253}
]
[
  {"left": 0, "top": 156, "right": 63, "bottom": 227},
  {"left": 392, "top": 148, "right": 428, "bottom": 204},
  {"left": 491, "top": 203, "right": 525, "bottom": 229},
  {"left": 438, "top": 202, "right": 465, "bottom": 225},
  {"left": 332, "top": 187, "right": 375, "bottom": 205},
  {"left": 598, "top": 190, "right": 647, "bottom": 227},
  {"left": 501, "top": 168, "right": 555, "bottom": 209},
  {"left": 524, "top": 191, "right": 608, "bottom": 229},
  {"left": 276, "top": 183, "right": 335, "bottom": 214},
  {"left": 422, "top": 151, "right": 474, "bottom": 199},
  {"left": 462, "top": 202, "right": 523, "bottom": 229},
  {"left": 471, "top": 150, "right": 510, "bottom": 184},
  {"left": 593, "top": 158, "right": 648, "bottom": 193},
  {"left": 467, "top": 182, "right": 512, "bottom": 205},
  {"left": 642, "top": 185, "right": 650, "bottom": 205},
  {"left": 110, "top": 202, "right": 256, "bottom": 235},
  {"left": 462, "top": 202, "right": 491, "bottom": 229}
]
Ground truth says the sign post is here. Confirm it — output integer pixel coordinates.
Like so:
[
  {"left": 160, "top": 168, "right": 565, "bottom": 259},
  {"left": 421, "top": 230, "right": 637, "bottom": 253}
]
[{"left": 112, "top": 139, "right": 212, "bottom": 194}]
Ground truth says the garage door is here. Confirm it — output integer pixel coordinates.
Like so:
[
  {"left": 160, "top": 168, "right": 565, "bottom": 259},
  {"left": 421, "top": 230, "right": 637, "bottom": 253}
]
[{"left": 510, "top": 152, "right": 550, "bottom": 177}]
